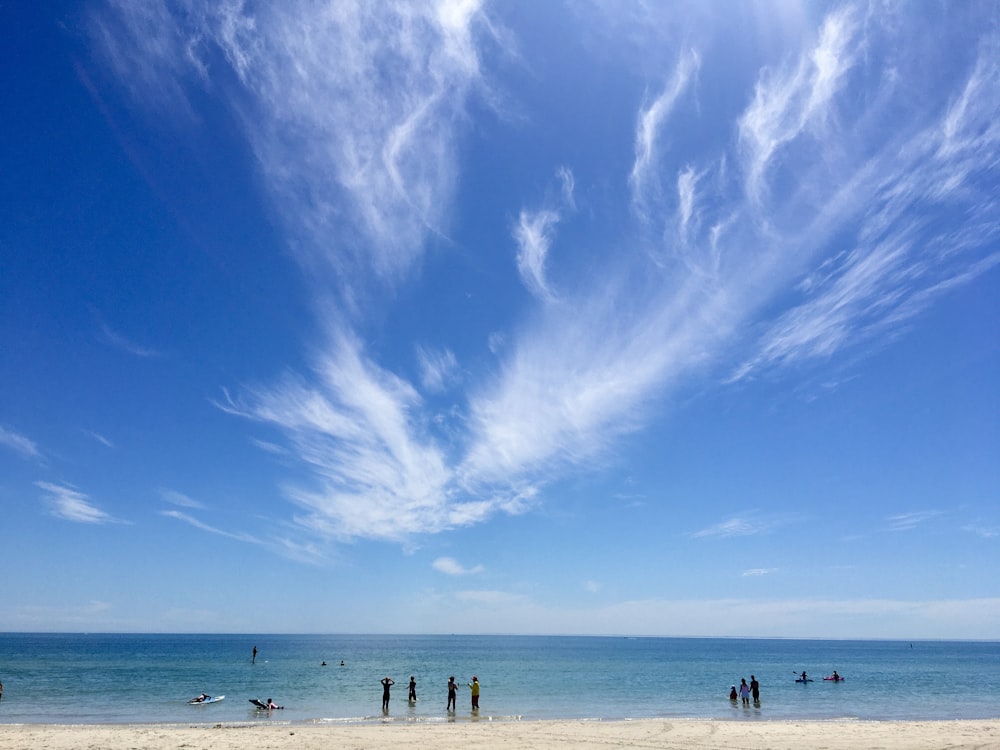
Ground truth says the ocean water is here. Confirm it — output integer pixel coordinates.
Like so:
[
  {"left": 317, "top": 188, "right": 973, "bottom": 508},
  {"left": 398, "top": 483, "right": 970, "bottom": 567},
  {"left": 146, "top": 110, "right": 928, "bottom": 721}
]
[{"left": 0, "top": 634, "right": 997, "bottom": 725}]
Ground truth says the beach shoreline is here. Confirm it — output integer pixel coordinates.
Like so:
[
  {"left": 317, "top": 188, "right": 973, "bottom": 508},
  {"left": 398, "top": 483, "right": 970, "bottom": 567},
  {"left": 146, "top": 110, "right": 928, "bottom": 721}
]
[{"left": 1, "top": 717, "right": 997, "bottom": 749}]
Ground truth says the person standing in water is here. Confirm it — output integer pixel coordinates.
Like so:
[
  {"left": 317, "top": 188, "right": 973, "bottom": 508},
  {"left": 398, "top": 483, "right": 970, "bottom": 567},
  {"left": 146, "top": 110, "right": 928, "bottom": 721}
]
[
  {"left": 738, "top": 678, "right": 751, "bottom": 706},
  {"left": 381, "top": 676, "right": 395, "bottom": 712},
  {"left": 750, "top": 674, "right": 760, "bottom": 703},
  {"left": 468, "top": 676, "right": 480, "bottom": 710},
  {"left": 408, "top": 675, "right": 417, "bottom": 701},
  {"left": 446, "top": 676, "right": 458, "bottom": 711},
  {"left": 252, "top": 645, "right": 257, "bottom": 664}
]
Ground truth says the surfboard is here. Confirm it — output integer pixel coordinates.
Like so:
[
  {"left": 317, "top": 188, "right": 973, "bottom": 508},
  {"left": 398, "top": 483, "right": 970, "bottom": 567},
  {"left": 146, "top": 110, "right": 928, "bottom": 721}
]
[{"left": 189, "top": 695, "right": 225, "bottom": 704}]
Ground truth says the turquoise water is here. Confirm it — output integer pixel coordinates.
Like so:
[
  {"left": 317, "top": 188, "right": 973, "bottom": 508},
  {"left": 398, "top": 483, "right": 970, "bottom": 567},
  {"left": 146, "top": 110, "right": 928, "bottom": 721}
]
[{"left": 0, "top": 634, "right": 997, "bottom": 724}]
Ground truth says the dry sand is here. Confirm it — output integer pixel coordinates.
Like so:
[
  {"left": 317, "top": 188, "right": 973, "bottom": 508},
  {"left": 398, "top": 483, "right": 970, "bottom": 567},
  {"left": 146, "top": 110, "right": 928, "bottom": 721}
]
[{"left": 1, "top": 718, "right": 997, "bottom": 750}]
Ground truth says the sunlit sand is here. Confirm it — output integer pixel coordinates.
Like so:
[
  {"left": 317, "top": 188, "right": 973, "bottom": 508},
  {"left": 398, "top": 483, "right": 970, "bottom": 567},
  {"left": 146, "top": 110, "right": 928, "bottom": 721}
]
[{"left": 1, "top": 718, "right": 997, "bottom": 749}]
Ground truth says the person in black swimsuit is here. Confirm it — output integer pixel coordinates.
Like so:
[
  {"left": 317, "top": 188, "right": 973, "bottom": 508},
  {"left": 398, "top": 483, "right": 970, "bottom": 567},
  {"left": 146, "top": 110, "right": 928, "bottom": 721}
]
[
  {"left": 408, "top": 675, "right": 417, "bottom": 701},
  {"left": 381, "top": 676, "right": 395, "bottom": 711},
  {"left": 446, "top": 676, "right": 457, "bottom": 711}
]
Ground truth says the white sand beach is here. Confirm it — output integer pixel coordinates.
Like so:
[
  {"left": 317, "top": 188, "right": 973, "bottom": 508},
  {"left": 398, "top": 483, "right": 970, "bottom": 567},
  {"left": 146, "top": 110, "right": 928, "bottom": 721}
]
[{"left": 1, "top": 718, "right": 997, "bottom": 750}]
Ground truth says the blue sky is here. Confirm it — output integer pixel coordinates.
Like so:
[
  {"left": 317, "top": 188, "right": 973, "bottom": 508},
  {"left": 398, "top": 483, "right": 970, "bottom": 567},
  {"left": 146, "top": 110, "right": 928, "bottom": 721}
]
[{"left": 2, "top": 0, "right": 998, "bottom": 639}]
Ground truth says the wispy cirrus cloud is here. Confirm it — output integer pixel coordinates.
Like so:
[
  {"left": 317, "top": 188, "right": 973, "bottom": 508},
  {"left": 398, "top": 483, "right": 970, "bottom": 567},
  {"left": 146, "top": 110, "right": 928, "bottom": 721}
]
[
  {"left": 37, "top": 481, "right": 124, "bottom": 524},
  {"left": 91, "top": 0, "right": 495, "bottom": 296},
  {"left": 737, "top": 6, "right": 858, "bottom": 206},
  {"left": 93, "top": 3, "right": 1000, "bottom": 552},
  {"left": 160, "top": 509, "right": 261, "bottom": 544},
  {"left": 742, "top": 568, "right": 777, "bottom": 577},
  {"left": 0, "top": 425, "right": 41, "bottom": 460},
  {"left": 97, "top": 319, "right": 163, "bottom": 359},
  {"left": 629, "top": 48, "right": 699, "bottom": 217},
  {"left": 432, "top": 556, "right": 484, "bottom": 576},
  {"left": 416, "top": 344, "right": 459, "bottom": 393},
  {"left": 513, "top": 208, "right": 560, "bottom": 302},
  {"left": 83, "top": 430, "right": 115, "bottom": 449},
  {"left": 220, "top": 328, "right": 463, "bottom": 542},
  {"left": 161, "top": 489, "right": 205, "bottom": 510},
  {"left": 887, "top": 511, "right": 943, "bottom": 532},
  {"left": 962, "top": 524, "right": 999, "bottom": 539},
  {"left": 689, "top": 515, "right": 777, "bottom": 540},
  {"left": 513, "top": 167, "right": 576, "bottom": 302}
]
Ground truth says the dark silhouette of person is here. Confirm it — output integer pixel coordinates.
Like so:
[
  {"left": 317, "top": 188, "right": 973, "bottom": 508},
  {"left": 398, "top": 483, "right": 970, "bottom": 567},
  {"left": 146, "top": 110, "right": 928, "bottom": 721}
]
[
  {"left": 252, "top": 645, "right": 257, "bottom": 664},
  {"left": 381, "top": 676, "right": 395, "bottom": 711},
  {"left": 447, "top": 676, "right": 457, "bottom": 711},
  {"left": 408, "top": 675, "right": 417, "bottom": 701},
  {"left": 750, "top": 675, "right": 760, "bottom": 703}
]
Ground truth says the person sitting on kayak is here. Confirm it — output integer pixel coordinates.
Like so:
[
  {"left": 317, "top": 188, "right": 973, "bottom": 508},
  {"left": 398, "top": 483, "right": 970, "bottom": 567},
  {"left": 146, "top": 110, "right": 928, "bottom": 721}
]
[
  {"left": 800, "top": 671, "right": 808, "bottom": 681},
  {"left": 831, "top": 670, "right": 840, "bottom": 681}
]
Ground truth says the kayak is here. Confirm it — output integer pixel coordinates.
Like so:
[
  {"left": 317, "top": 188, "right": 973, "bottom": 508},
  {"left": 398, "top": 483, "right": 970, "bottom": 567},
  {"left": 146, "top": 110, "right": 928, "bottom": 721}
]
[
  {"left": 823, "top": 676, "right": 846, "bottom": 682},
  {"left": 795, "top": 678, "right": 813, "bottom": 683}
]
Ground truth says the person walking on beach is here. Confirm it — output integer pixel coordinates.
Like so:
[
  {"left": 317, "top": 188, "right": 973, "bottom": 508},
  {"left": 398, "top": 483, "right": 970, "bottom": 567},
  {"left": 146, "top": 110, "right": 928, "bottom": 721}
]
[
  {"left": 447, "top": 676, "right": 458, "bottom": 711},
  {"left": 381, "top": 676, "right": 395, "bottom": 712},
  {"left": 468, "top": 675, "right": 480, "bottom": 710},
  {"left": 750, "top": 675, "right": 760, "bottom": 703},
  {"left": 408, "top": 675, "right": 417, "bottom": 702},
  {"left": 252, "top": 645, "right": 257, "bottom": 664},
  {"left": 739, "top": 678, "right": 751, "bottom": 706}
]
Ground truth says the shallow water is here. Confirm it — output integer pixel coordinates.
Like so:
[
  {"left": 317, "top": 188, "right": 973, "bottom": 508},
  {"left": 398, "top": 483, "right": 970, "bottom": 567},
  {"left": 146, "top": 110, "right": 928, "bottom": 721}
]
[{"left": 0, "top": 634, "right": 997, "bottom": 724}]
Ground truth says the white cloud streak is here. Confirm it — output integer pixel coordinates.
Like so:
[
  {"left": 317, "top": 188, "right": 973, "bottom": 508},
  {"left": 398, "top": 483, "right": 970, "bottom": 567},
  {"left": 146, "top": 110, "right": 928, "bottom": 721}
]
[
  {"left": 886, "top": 511, "right": 942, "bottom": 532},
  {"left": 629, "top": 48, "right": 699, "bottom": 216},
  {"left": 0, "top": 425, "right": 41, "bottom": 460},
  {"left": 93, "top": 3, "right": 1000, "bottom": 551},
  {"left": 98, "top": 321, "right": 163, "bottom": 359},
  {"left": 416, "top": 345, "right": 459, "bottom": 393},
  {"left": 737, "top": 6, "right": 858, "bottom": 206},
  {"left": 91, "top": 0, "right": 493, "bottom": 299},
  {"left": 161, "top": 509, "right": 261, "bottom": 543},
  {"left": 513, "top": 208, "right": 559, "bottom": 301},
  {"left": 37, "top": 481, "right": 122, "bottom": 525},
  {"left": 432, "top": 556, "right": 484, "bottom": 575},
  {"left": 689, "top": 516, "right": 775, "bottom": 540},
  {"left": 161, "top": 489, "right": 205, "bottom": 509}
]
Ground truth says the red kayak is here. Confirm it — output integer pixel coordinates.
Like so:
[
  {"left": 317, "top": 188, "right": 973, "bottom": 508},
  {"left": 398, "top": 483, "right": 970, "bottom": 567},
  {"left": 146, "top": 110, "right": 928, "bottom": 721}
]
[{"left": 823, "top": 676, "right": 845, "bottom": 681}]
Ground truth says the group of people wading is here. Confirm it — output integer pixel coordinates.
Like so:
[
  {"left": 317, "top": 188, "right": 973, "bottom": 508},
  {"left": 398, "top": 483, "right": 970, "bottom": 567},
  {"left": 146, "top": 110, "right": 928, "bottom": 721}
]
[{"left": 381, "top": 674, "right": 480, "bottom": 713}]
